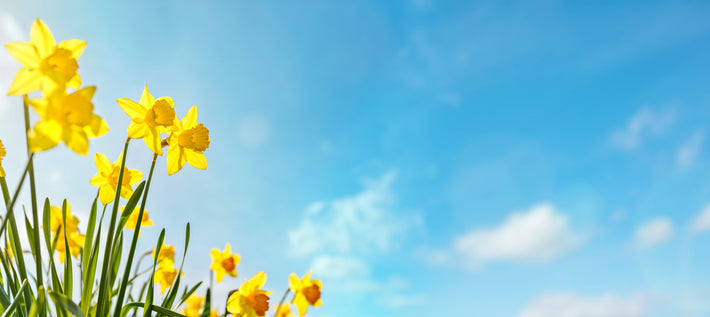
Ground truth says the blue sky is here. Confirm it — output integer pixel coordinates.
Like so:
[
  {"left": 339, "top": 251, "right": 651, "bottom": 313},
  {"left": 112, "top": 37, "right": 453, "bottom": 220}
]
[{"left": 2, "top": 0, "right": 710, "bottom": 316}]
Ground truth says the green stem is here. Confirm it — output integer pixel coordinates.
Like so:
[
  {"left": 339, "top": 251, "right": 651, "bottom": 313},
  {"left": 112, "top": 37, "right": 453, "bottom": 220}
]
[
  {"left": 113, "top": 153, "right": 158, "bottom": 317},
  {"left": 95, "top": 137, "right": 131, "bottom": 317},
  {"left": 272, "top": 289, "right": 291, "bottom": 317},
  {"left": 0, "top": 154, "right": 33, "bottom": 239},
  {"left": 23, "top": 96, "right": 43, "bottom": 300}
]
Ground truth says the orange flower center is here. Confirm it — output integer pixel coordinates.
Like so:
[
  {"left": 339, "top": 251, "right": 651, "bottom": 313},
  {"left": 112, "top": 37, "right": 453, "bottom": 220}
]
[
  {"left": 39, "top": 48, "right": 78, "bottom": 82},
  {"left": 302, "top": 284, "right": 321, "bottom": 305},
  {"left": 107, "top": 166, "right": 132, "bottom": 188},
  {"left": 60, "top": 93, "right": 94, "bottom": 126},
  {"left": 178, "top": 124, "right": 210, "bottom": 152},
  {"left": 246, "top": 293, "right": 270, "bottom": 317},
  {"left": 221, "top": 257, "right": 236, "bottom": 271},
  {"left": 145, "top": 99, "right": 176, "bottom": 127}
]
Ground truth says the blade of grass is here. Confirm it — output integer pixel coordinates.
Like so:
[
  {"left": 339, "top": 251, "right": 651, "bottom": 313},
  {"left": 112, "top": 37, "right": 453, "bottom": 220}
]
[
  {"left": 144, "top": 229, "right": 165, "bottom": 317},
  {"left": 0, "top": 279, "right": 27, "bottom": 317}
]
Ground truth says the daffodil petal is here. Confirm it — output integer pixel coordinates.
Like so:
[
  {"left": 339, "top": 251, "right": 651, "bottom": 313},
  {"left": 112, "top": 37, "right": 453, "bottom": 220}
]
[
  {"left": 5, "top": 42, "right": 39, "bottom": 67},
  {"left": 167, "top": 143, "right": 184, "bottom": 175},
  {"left": 89, "top": 174, "right": 105, "bottom": 186},
  {"left": 129, "top": 169, "right": 143, "bottom": 185},
  {"left": 58, "top": 39, "right": 86, "bottom": 59},
  {"left": 30, "top": 19, "right": 55, "bottom": 57},
  {"left": 63, "top": 129, "right": 89, "bottom": 155},
  {"left": 85, "top": 115, "right": 109, "bottom": 138},
  {"left": 99, "top": 185, "right": 114, "bottom": 205},
  {"left": 7, "top": 68, "right": 41, "bottom": 95},
  {"left": 66, "top": 74, "right": 81, "bottom": 89},
  {"left": 94, "top": 153, "right": 112, "bottom": 174},
  {"left": 144, "top": 128, "right": 163, "bottom": 155},
  {"left": 181, "top": 105, "right": 198, "bottom": 129},
  {"left": 139, "top": 83, "right": 155, "bottom": 108},
  {"left": 117, "top": 98, "right": 147, "bottom": 120},
  {"left": 127, "top": 121, "right": 148, "bottom": 139},
  {"left": 184, "top": 149, "right": 206, "bottom": 170}
]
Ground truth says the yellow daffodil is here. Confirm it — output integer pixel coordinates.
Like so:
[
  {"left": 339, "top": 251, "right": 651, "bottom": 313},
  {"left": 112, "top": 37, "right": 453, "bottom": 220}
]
[
  {"left": 5, "top": 18, "right": 85, "bottom": 95},
  {"left": 116, "top": 84, "right": 176, "bottom": 155},
  {"left": 120, "top": 206, "right": 153, "bottom": 236},
  {"left": 210, "top": 310, "right": 218, "bottom": 317},
  {"left": 89, "top": 152, "right": 143, "bottom": 205},
  {"left": 153, "top": 244, "right": 175, "bottom": 268},
  {"left": 0, "top": 139, "right": 6, "bottom": 177},
  {"left": 49, "top": 203, "right": 85, "bottom": 262},
  {"left": 26, "top": 86, "right": 108, "bottom": 155},
  {"left": 226, "top": 272, "right": 272, "bottom": 317},
  {"left": 167, "top": 105, "right": 209, "bottom": 175},
  {"left": 182, "top": 294, "right": 205, "bottom": 317},
  {"left": 275, "top": 304, "right": 293, "bottom": 317},
  {"left": 210, "top": 243, "right": 240, "bottom": 282},
  {"left": 289, "top": 271, "right": 322, "bottom": 316},
  {"left": 154, "top": 265, "right": 179, "bottom": 294}
]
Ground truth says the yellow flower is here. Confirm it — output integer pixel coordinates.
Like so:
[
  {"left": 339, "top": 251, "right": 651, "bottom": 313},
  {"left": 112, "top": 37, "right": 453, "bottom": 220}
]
[
  {"left": 226, "top": 272, "right": 272, "bottom": 317},
  {"left": 121, "top": 206, "right": 153, "bottom": 236},
  {"left": 167, "top": 106, "right": 209, "bottom": 175},
  {"left": 210, "top": 310, "right": 218, "bottom": 317},
  {"left": 116, "top": 84, "right": 177, "bottom": 155},
  {"left": 26, "top": 86, "right": 109, "bottom": 155},
  {"left": 275, "top": 304, "right": 293, "bottom": 317},
  {"left": 153, "top": 244, "right": 175, "bottom": 268},
  {"left": 289, "top": 271, "right": 322, "bottom": 316},
  {"left": 5, "top": 18, "right": 85, "bottom": 95},
  {"left": 89, "top": 152, "right": 143, "bottom": 205},
  {"left": 0, "top": 139, "right": 6, "bottom": 177},
  {"left": 182, "top": 294, "right": 204, "bottom": 317},
  {"left": 210, "top": 243, "right": 240, "bottom": 282},
  {"left": 49, "top": 203, "right": 85, "bottom": 262},
  {"left": 154, "top": 265, "right": 179, "bottom": 294}
]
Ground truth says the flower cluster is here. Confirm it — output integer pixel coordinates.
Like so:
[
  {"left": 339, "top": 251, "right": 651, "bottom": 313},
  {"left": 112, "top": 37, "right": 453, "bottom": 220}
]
[{"left": 1, "top": 18, "right": 324, "bottom": 317}]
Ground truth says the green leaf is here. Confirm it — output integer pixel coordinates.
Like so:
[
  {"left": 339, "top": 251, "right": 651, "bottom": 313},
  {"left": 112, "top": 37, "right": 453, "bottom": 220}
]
[
  {"left": 144, "top": 229, "right": 165, "bottom": 317},
  {"left": 49, "top": 290, "right": 86, "bottom": 317},
  {"left": 0, "top": 279, "right": 27, "bottom": 317}
]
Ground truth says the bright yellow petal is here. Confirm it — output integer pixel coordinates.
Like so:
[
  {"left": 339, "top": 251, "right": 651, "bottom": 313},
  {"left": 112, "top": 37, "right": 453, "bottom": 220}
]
[
  {"left": 129, "top": 169, "right": 143, "bottom": 185},
  {"left": 58, "top": 39, "right": 86, "bottom": 59},
  {"left": 116, "top": 98, "right": 146, "bottom": 121},
  {"left": 144, "top": 128, "right": 163, "bottom": 155},
  {"left": 127, "top": 121, "right": 148, "bottom": 139},
  {"left": 65, "top": 74, "right": 81, "bottom": 89},
  {"left": 28, "top": 120, "right": 62, "bottom": 152},
  {"left": 89, "top": 173, "right": 105, "bottom": 186},
  {"left": 85, "top": 115, "right": 109, "bottom": 138},
  {"left": 139, "top": 83, "right": 155, "bottom": 108},
  {"left": 289, "top": 274, "right": 301, "bottom": 291},
  {"left": 167, "top": 144, "right": 184, "bottom": 176},
  {"left": 99, "top": 185, "right": 114, "bottom": 205},
  {"left": 7, "top": 68, "right": 41, "bottom": 95},
  {"left": 251, "top": 271, "right": 267, "bottom": 288},
  {"left": 63, "top": 129, "right": 89, "bottom": 155},
  {"left": 30, "top": 19, "right": 55, "bottom": 57},
  {"left": 5, "top": 42, "right": 39, "bottom": 67},
  {"left": 26, "top": 96, "right": 48, "bottom": 115},
  {"left": 182, "top": 105, "right": 198, "bottom": 129},
  {"left": 293, "top": 296, "right": 308, "bottom": 317},
  {"left": 74, "top": 86, "right": 96, "bottom": 99},
  {"left": 215, "top": 269, "right": 225, "bottom": 282},
  {"left": 184, "top": 149, "right": 206, "bottom": 170},
  {"left": 224, "top": 243, "right": 231, "bottom": 255},
  {"left": 94, "top": 153, "right": 112, "bottom": 174},
  {"left": 0, "top": 166, "right": 5, "bottom": 177}
]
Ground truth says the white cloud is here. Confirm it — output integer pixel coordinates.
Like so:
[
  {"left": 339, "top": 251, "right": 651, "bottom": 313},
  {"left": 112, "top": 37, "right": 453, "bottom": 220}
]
[
  {"left": 454, "top": 203, "right": 584, "bottom": 266},
  {"left": 691, "top": 204, "right": 710, "bottom": 233},
  {"left": 311, "top": 255, "right": 370, "bottom": 280},
  {"left": 634, "top": 218, "right": 673, "bottom": 249},
  {"left": 676, "top": 131, "right": 703, "bottom": 169},
  {"left": 237, "top": 114, "right": 270, "bottom": 146},
  {"left": 519, "top": 293, "right": 648, "bottom": 317},
  {"left": 288, "top": 170, "right": 419, "bottom": 257},
  {"left": 610, "top": 108, "right": 674, "bottom": 150}
]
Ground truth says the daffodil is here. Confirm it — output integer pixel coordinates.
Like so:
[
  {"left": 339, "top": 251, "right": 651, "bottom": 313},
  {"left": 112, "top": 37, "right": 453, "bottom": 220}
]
[
  {"left": 154, "top": 265, "right": 179, "bottom": 294},
  {"left": 210, "top": 243, "right": 240, "bottom": 282},
  {"left": 275, "top": 304, "right": 293, "bottom": 317},
  {"left": 167, "top": 105, "right": 209, "bottom": 175},
  {"left": 226, "top": 272, "right": 272, "bottom": 317},
  {"left": 0, "top": 139, "right": 6, "bottom": 177},
  {"left": 26, "top": 86, "right": 108, "bottom": 155},
  {"left": 182, "top": 294, "right": 205, "bottom": 317},
  {"left": 289, "top": 271, "right": 322, "bottom": 316},
  {"left": 49, "top": 203, "right": 86, "bottom": 262},
  {"left": 153, "top": 244, "right": 175, "bottom": 268},
  {"left": 116, "top": 84, "right": 177, "bottom": 155},
  {"left": 210, "top": 310, "right": 218, "bottom": 317},
  {"left": 5, "top": 18, "right": 85, "bottom": 95},
  {"left": 89, "top": 152, "right": 143, "bottom": 205},
  {"left": 120, "top": 206, "right": 153, "bottom": 236}
]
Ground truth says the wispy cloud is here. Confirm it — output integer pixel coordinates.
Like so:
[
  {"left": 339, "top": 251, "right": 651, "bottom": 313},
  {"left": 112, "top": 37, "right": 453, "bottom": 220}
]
[
  {"left": 691, "top": 204, "right": 710, "bottom": 234},
  {"left": 237, "top": 114, "right": 270, "bottom": 147},
  {"left": 454, "top": 203, "right": 584, "bottom": 267},
  {"left": 518, "top": 293, "right": 648, "bottom": 317},
  {"left": 610, "top": 108, "right": 674, "bottom": 150},
  {"left": 676, "top": 131, "right": 703, "bottom": 169},
  {"left": 634, "top": 218, "right": 673, "bottom": 249}
]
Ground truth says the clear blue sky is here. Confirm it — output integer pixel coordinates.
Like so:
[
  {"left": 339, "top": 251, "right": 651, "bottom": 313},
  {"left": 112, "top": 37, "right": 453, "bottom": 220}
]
[{"left": 2, "top": 0, "right": 710, "bottom": 316}]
